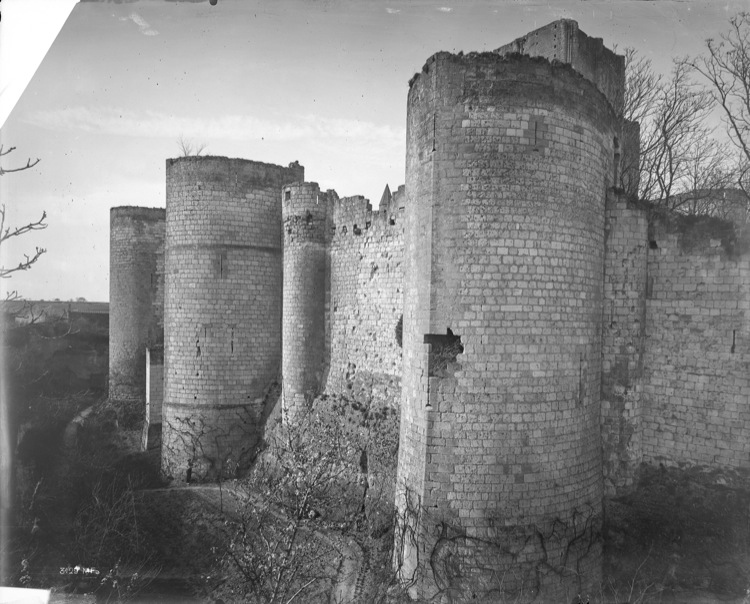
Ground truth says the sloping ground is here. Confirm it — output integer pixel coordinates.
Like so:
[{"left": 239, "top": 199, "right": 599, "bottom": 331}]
[
  {"left": 20, "top": 381, "right": 750, "bottom": 603},
  {"left": 604, "top": 463, "right": 750, "bottom": 604},
  {"left": 139, "top": 485, "right": 350, "bottom": 602}
]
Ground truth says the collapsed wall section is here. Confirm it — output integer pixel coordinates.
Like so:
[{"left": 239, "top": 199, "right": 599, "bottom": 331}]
[
  {"left": 642, "top": 216, "right": 750, "bottom": 470},
  {"left": 396, "top": 52, "right": 617, "bottom": 601},
  {"left": 162, "top": 156, "right": 303, "bottom": 483},
  {"left": 109, "top": 206, "right": 165, "bottom": 418},
  {"left": 282, "top": 182, "right": 330, "bottom": 422},
  {"left": 326, "top": 189, "right": 405, "bottom": 405}
]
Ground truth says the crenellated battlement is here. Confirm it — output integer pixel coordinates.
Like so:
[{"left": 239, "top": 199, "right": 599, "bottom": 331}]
[
  {"left": 282, "top": 182, "right": 331, "bottom": 246},
  {"left": 330, "top": 188, "right": 405, "bottom": 239}
]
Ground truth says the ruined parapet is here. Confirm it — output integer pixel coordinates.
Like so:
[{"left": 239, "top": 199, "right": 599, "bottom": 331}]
[
  {"left": 281, "top": 182, "right": 330, "bottom": 423},
  {"left": 326, "top": 190, "right": 405, "bottom": 404},
  {"left": 109, "top": 206, "right": 165, "bottom": 421},
  {"left": 395, "top": 50, "right": 618, "bottom": 601},
  {"left": 162, "top": 156, "right": 304, "bottom": 483},
  {"left": 495, "top": 18, "right": 625, "bottom": 113}
]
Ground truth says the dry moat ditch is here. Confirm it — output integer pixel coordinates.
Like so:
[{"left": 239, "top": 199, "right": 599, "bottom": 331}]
[{"left": 8, "top": 390, "right": 750, "bottom": 603}]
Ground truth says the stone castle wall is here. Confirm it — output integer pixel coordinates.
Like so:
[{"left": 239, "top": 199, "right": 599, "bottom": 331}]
[
  {"left": 109, "top": 206, "right": 165, "bottom": 413},
  {"left": 161, "top": 156, "right": 303, "bottom": 482},
  {"left": 601, "top": 200, "right": 750, "bottom": 492},
  {"left": 325, "top": 188, "right": 405, "bottom": 404},
  {"left": 395, "top": 51, "right": 617, "bottom": 601},
  {"left": 281, "top": 181, "right": 406, "bottom": 415},
  {"left": 641, "top": 216, "right": 750, "bottom": 470}
]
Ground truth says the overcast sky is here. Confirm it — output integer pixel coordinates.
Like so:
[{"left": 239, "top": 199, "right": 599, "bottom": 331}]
[{"left": 1, "top": 0, "right": 748, "bottom": 302}]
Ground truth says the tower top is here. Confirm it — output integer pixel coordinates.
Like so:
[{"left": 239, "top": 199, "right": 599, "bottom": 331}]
[{"left": 495, "top": 19, "right": 625, "bottom": 113}]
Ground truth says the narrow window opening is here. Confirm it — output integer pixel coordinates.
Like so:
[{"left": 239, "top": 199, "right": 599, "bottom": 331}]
[
  {"left": 432, "top": 113, "right": 437, "bottom": 152},
  {"left": 731, "top": 329, "right": 736, "bottom": 354},
  {"left": 218, "top": 250, "right": 228, "bottom": 279},
  {"left": 353, "top": 224, "right": 362, "bottom": 235},
  {"left": 285, "top": 189, "right": 291, "bottom": 201},
  {"left": 578, "top": 353, "right": 584, "bottom": 406},
  {"left": 389, "top": 216, "right": 396, "bottom": 226},
  {"left": 306, "top": 211, "right": 313, "bottom": 224},
  {"left": 649, "top": 240, "right": 659, "bottom": 250}
]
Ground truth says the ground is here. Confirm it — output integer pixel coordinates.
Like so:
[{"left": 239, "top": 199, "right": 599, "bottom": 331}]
[
  {"left": 8, "top": 384, "right": 750, "bottom": 603},
  {"left": 603, "top": 464, "right": 750, "bottom": 604}
]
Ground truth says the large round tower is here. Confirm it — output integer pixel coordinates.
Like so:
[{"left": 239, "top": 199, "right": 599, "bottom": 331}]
[
  {"left": 395, "top": 52, "right": 618, "bottom": 601},
  {"left": 281, "top": 182, "right": 329, "bottom": 423},
  {"left": 161, "top": 156, "right": 303, "bottom": 483},
  {"left": 109, "top": 206, "right": 165, "bottom": 420}
]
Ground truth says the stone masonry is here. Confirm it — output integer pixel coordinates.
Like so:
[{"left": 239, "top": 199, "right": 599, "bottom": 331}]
[
  {"left": 108, "top": 19, "right": 750, "bottom": 603},
  {"left": 281, "top": 182, "right": 405, "bottom": 420},
  {"left": 160, "top": 157, "right": 303, "bottom": 482},
  {"left": 395, "top": 49, "right": 617, "bottom": 600},
  {"left": 108, "top": 206, "right": 165, "bottom": 419},
  {"left": 281, "top": 182, "right": 329, "bottom": 423}
]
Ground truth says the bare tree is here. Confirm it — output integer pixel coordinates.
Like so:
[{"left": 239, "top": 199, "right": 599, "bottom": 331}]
[
  {"left": 0, "top": 146, "right": 46, "bottom": 299},
  {"left": 216, "top": 413, "right": 346, "bottom": 603},
  {"left": 621, "top": 48, "right": 663, "bottom": 126},
  {"left": 622, "top": 52, "right": 733, "bottom": 212},
  {"left": 690, "top": 12, "right": 750, "bottom": 217},
  {"left": 176, "top": 135, "right": 208, "bottom": 157}
]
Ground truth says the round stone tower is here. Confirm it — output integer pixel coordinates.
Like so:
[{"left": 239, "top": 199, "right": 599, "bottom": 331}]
[
  {"left": 395, "top": 53, "right": 618, "bottom": 601},
  {"left": 281, "top": 182, "right": 329, "bottom": 423},
  {"left": 109, "top": 206, "right": 165, "bottom": 420},
  {"left": 162, "top": 156, "right": 304, "bottom": 483}
]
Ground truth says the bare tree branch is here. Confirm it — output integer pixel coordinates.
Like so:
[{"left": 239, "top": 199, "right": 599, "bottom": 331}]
[
  {"left": 176, "top": 135, "right": 208, "bottom": 157},
  {"left": 689, "top": 12, "right": 750, "bottom": 219},
  {"left": 0, "top": 145, "right": 40, "bottom": 175},
  {"left": 0, "top": 147, "right": 47, "bottom": 284},
  {"left": 623, "top": 49, "right": 735, "bottom": 215}
]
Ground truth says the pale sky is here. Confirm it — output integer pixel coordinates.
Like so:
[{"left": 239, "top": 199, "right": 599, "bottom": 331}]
[{"left": 1, "top": 0, "right": 748, "bottom": 302}]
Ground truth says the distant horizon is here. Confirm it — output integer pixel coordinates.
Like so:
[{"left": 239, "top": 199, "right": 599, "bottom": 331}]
[{"left": 2, "top": 0, "right": 747, "bottom": 301}]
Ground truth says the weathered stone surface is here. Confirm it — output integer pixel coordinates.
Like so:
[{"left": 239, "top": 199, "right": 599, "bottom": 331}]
[
  {"left": 109, "top": 206, "right": 165, "bottom": 414},
  {"left": 395, "top": 50, "right": 616, "bottom": 601},
  {"left": 108, "top": 18, "right": 750, "bottom": 604},
  {"left": 161, "top": 156, "right": 303, "bottom": 483}
]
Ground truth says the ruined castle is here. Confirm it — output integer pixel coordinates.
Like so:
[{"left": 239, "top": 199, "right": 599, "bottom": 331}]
[{"left": 109, "top": 20, "right": 750, "bottom": 602}]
